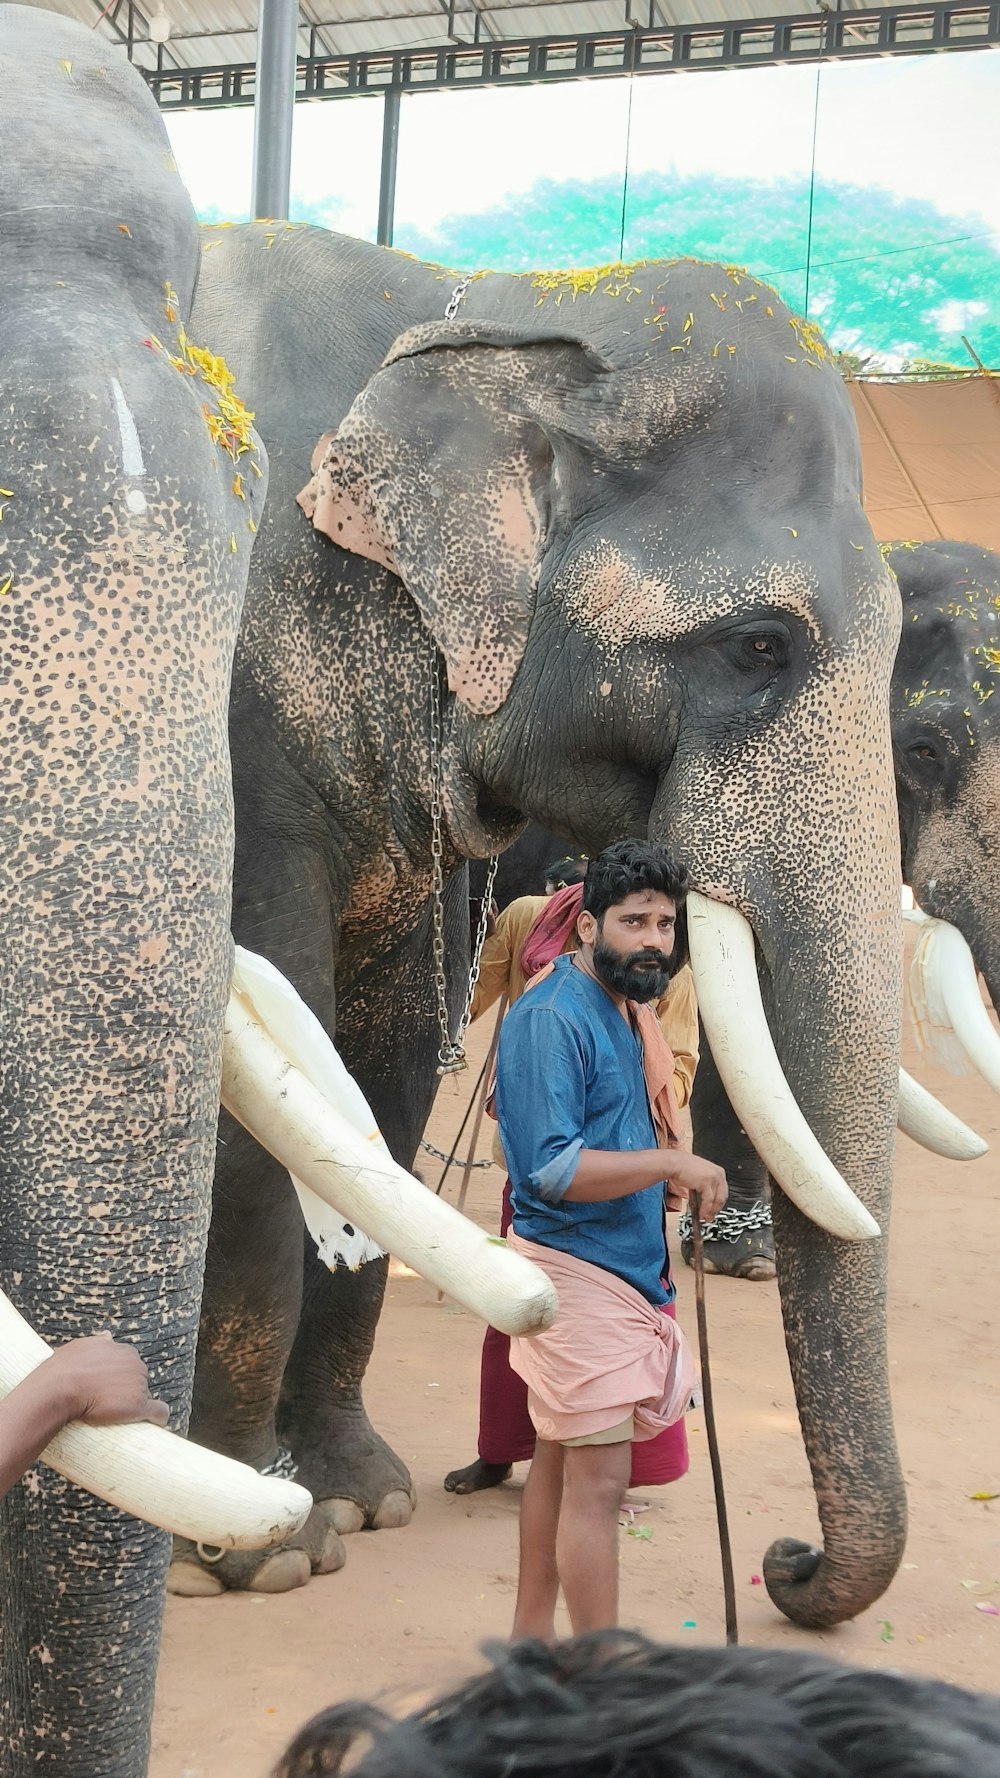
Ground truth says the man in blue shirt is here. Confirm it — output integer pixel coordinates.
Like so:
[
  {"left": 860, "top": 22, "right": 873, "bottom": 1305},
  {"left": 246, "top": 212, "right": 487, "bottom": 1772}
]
[{"left": 495, "top": 840, "right": 727, "bottom": 1640}]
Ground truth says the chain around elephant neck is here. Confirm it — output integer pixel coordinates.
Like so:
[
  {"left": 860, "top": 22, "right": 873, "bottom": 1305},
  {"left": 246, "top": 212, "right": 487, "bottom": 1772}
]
[
  {"left": 428, "top": 272, "right": 497, "bottom": 1075},
  {"left": 444, "top": 275, "right": 474, "bottom": 321},
  {"left": 429, "top": 655, "right": 499, "bottom": 1075}
]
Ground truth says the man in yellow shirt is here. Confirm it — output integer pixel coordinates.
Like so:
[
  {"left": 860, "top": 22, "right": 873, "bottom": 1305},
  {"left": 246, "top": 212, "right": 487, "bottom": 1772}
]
[{"left": 443, "top": 858, "right": 700, "bottom": 1496}]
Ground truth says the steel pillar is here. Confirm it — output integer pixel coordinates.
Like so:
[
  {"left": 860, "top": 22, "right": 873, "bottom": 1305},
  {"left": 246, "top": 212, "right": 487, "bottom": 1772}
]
[
  {"left": 376, "top": 89, "right": 401, "bottom": 247},
  {"left": 251, "top": 0, "right": 299, "bottom": 220}
]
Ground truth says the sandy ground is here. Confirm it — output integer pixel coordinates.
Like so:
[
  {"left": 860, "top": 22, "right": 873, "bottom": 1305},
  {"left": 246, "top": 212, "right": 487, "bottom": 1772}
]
[{"left": 151, "top": 963, "right": 1000, "bottom": 1778}]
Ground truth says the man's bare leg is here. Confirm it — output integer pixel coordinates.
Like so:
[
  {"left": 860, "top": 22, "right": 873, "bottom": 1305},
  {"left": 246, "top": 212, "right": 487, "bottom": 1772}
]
[
  {"left": 511, "top": 1438, "right": 564, "bottom": 1642},
  {"left": 557, "top": 1441, "right": 631, "bottom": 1633}
]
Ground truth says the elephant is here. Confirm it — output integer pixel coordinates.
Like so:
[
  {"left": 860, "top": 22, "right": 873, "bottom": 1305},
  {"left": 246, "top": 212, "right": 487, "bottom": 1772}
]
[
  {"left": 684, "top": 538, "right": 1000, "bottom": 1281},
  {"left": 179, "top": 219, "right": 909, "bottom": 1633},
  {"left": 0, "top": 13, "right": 267, "bottom": 1775}
]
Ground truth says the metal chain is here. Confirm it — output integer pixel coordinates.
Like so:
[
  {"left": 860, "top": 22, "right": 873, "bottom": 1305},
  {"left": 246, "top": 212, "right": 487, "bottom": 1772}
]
[
  {"left": 428, "top": 270, "right": 499, "bottom": 1075},
  {"left": 429, "top": 656, "right": 500, "bottom": 1074},
  {"left": 419, "top": 1136, "right": 493, "bottom": 1171},
  {"left": 259, "top": 1446, "right": 299, "bottom": 1481},
  {"left": 444, "top": 275, "right": 474, "bottom": 322},
  {"left": 677, "top": 1201, "right": 773, "bottom": 1245}
]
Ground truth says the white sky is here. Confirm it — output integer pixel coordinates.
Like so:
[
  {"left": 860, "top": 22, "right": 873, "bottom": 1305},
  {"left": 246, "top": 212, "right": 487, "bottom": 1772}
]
[{"left": 166, "top": 46, "right": 1000, "bottom": 247}]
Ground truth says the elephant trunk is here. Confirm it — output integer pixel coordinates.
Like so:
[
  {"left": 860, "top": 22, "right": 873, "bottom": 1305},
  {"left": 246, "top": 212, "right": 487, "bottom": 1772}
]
[
  {"left": 652, "top": 593, "right": 906, "bottom": 1627},
  {"left": 0, "top": 331, "right": 259, "bottom": 1773}
]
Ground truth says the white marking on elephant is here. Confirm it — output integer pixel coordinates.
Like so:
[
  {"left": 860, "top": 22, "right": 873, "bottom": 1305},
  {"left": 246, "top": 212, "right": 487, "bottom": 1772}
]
[
  {"left": 896, "top": 1068, "right": 987, "bottom": 1159},
  {"left": 905, "top": 906, "right": 1000, "bottom": 1096},
  {"left": 686, "top": 892, "right": 880, "bottom": 1241},
  {"left": 229, "top": 948, "right": 385, "bottom": 1271},
  {"left": 221, "top": 954, "right": 559, "bottom": 1337},
  {"left": 109, "top": 377, "right": 145, "bottom": 478},
  {"left": 0, "top": 1289, "right": 312, "bottom": 1546}
]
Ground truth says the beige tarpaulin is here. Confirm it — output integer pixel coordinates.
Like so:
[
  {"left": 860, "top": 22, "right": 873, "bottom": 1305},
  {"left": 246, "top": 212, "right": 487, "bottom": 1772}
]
[{"left": 848, "top": 376, "right": 1000, "bottom": 551}]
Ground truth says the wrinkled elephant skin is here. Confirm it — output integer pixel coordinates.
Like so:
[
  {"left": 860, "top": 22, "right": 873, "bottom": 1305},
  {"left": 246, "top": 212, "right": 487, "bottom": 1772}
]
[
  {"left": 892, "top": 540, "right": 1000, "bottom": 1006},
  {"left": 187, "top": 228, "right": 904, "bottom": 1629},
  {"left": 0, "top": 15, "right": 265, "bottom": 1775}
]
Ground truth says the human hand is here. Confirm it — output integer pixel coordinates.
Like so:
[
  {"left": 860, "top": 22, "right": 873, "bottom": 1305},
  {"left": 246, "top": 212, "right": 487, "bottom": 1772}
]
[
  {"left": 663, "top": 1152, "right": 728, "bottom": 1222},
  {"left": 485, "top": 900, "right": 498, "bottom": 939},
  {"left": 44, "top": 1335, "right": 169, "bottom": 1430}
]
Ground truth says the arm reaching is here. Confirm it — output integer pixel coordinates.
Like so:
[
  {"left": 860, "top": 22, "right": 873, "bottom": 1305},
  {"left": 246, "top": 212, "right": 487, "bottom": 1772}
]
[
  {"left": 563, "top": 1148, "right": 728, "bottom": 1221},
  {"left": 0, "top": 1335, "right": 169, "bottom": 1499}
]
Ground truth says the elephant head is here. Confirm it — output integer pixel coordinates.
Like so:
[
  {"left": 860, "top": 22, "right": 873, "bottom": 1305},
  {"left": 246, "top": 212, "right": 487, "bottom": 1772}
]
[
  {"left": 1, "top": 12, "right": 266, "bottom": 1771},
  {"left": 890, "top": 540, "right": 1000, "bottom": 1017},
  {"left": 301, "top": 264, "right": 905, "bottom": 1627}
]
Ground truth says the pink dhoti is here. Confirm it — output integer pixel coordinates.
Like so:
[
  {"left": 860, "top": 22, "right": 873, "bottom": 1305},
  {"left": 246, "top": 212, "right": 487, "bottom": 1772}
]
[{"left": 507, "top": 1230, "right": 698, "bottom": 1446}]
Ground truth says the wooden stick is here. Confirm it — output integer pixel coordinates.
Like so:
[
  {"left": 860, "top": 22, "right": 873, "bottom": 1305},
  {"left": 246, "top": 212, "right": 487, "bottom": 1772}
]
[
  {"left": 455, "top": 994, "right": 507, "bottom": 1218},
  {"left": 689, "top": 1191, "right": 739, "bottom": 1645}
]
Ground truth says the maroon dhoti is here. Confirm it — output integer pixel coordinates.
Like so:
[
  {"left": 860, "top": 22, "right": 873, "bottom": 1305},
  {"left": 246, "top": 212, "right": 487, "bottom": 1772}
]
[{"left": 477, "top": 1182, "right": 689, "bottom": 1486}]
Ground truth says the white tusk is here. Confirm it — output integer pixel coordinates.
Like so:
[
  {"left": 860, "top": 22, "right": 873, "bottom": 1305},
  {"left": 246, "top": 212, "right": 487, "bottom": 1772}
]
[
  {"left": 897, "top": 1067, "right": 988, "bottom": 1160},
  {"left": 0, "top": 1290, "right": 312, "bottom": 1547},
  {"left": 221, "top": 980, "right": 558, "bottom": 1338},
  {"left": 686, "top": 892, "right": 880, "bottom": 1242},
  {"left": 905, "top": 908, "right": 1000, "bottom": 1096}
]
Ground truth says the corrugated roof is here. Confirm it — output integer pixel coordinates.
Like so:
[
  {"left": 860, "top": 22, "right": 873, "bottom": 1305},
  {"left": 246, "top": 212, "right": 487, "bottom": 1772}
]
[{"left": 16, "top": 0, "right": 868, "bottom": 76}]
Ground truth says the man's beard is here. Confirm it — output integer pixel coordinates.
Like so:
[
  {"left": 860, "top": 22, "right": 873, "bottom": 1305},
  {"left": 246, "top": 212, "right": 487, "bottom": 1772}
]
[{"left": 592, "top": 941, "right": 674, "bottom": 1003}]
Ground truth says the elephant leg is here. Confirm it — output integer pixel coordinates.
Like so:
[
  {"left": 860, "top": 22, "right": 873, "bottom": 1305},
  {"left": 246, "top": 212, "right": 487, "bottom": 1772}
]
[
  {"left": 683, "top": 1023, "right": 776, "bottom": 1281},
  {"left": 276, "top": 869, "right": 471, "bottom": 1530},
  {"left": 277, "top": 1247, "right": 414, "bottom": 1534},
  {"left": 168, "top": 821, "right": 353, "bottom": 1595},
  {"left": 167, "top": 1119, "right": 347, "bottom": 1595}
]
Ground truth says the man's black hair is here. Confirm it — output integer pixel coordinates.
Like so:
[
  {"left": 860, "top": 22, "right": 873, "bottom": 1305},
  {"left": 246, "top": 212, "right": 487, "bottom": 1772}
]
[
  {"left": 582, "top": 840, "right": 689, "bottom": 923},
  {"left": 543, "top": 856, "right": 589, "bottom": 890},
  {"left": 274, "top": 1631, "right": 1000, "bottom": 1778}
]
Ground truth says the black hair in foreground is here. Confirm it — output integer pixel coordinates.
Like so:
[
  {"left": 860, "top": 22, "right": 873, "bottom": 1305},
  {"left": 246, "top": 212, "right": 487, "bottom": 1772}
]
[
  {"left": 543, "top": 855, "right": 589, "bottom": 890},
  {"left": 273, "top": 1631, "right": 1000, "bottom": 1778}
]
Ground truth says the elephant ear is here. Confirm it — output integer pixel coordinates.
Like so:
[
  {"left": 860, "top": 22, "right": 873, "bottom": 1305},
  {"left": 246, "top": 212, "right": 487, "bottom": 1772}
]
[{"left": 297, "top": 318, "right": 609, "bottom": 716}]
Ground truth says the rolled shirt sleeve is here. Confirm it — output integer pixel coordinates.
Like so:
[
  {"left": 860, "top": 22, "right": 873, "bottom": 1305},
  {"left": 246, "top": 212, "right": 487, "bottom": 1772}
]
[{"left": 496, "top": 1005, "right": 589, "bottom": 1205}]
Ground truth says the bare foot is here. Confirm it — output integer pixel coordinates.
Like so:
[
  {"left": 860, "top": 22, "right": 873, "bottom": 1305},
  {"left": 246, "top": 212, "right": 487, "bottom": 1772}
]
[{"left": 443, "top": 1459, "right": 512, "bottom": 1494}]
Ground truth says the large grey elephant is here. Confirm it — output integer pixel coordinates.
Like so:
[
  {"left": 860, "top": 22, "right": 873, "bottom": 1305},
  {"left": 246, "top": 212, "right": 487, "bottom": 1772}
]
[
  {"left": 685, "top": 538, "right": 1000, "bottom": 1279},
  {"left": 0, "top": 15, "right": 268, "bottom": 1773},
  {"left": 180, "top": 223, "right": 907, "bottom": 1630}
]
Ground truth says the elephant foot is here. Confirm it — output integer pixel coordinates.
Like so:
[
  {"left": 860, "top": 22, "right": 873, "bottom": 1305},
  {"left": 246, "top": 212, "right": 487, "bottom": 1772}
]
[
  {"left": 279, "top": 1400, "right": 416, "bottom": 1533},
  {"left": 166, "top": 1496, "right": 347, "bottom": 1597},
  {"left": 443, "top": 1459, "right": 513, "bottom": 1495},
  {"left": 678, "top": 1203, "right": 776, "bottom": 1281}
]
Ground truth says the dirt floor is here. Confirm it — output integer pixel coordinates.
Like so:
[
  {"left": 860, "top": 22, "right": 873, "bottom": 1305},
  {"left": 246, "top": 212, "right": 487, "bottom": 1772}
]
[{"left": 150, "top": 964, "right": 1000, "bottom": 1778}]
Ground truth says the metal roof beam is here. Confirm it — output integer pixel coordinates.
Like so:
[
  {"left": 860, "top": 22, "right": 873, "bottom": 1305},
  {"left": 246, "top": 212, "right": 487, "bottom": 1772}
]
[
  {"left": 90, "top": 0, "right": 182, "bottom": 70},
  {"left": 146, "top": 0, "right": 1000, "bottom": 108}
]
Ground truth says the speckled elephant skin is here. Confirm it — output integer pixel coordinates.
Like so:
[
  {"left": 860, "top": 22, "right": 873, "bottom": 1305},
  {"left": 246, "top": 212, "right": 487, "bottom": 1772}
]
[
  {"left": 0, "top": 14, "right": 265, "bottom": 1775},
  {"left": 687, "top": 539, "right": 1000, "bottom": 1278},
  {"left": 187, "top": 226, "right": 905, "bottom": 1630}
]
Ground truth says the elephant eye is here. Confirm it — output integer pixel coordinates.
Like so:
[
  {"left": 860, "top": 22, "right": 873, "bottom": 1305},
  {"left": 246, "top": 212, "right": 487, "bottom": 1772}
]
[
  {"left": 904, "top": 738, "right": 943, "bottom": 774},
  {"left": 739, "top": 632, "right": 787, "bottom": 670}
]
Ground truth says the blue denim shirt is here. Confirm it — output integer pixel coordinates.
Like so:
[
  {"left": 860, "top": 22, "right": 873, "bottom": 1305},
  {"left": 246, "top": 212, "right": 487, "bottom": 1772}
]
[{"left": 496, "top": 954, "right": 671, "bottom": 1307}]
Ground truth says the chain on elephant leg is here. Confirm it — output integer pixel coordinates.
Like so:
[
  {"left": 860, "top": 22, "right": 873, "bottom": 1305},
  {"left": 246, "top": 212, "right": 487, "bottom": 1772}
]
[{"left": 679, "top": 1200, "right": 776, "bottom": 1281}]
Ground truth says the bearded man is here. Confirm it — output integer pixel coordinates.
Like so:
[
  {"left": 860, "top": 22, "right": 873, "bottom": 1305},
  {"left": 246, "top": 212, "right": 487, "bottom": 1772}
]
[{"left": 494, "top": 840, "right": 727, "bottom": 1640}]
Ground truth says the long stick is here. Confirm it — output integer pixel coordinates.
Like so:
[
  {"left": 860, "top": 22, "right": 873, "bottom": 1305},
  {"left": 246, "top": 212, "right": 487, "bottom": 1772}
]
[
  {"left": 433, "top": 1049, "right": 493, "bottom": 1196},
  {"left": 689, "top": 1191, "right": 738, "bottom": 1645},
  {"left": 455, "top": 994, "right": 507, "bottom": 1218}
]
